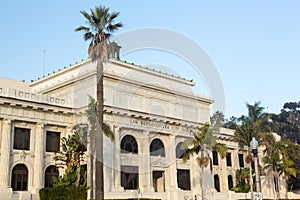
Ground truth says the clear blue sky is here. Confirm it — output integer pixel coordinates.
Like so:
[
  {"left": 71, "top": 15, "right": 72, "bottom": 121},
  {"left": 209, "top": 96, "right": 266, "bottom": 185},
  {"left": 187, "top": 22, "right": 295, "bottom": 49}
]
[{"left": 1, "top": 0, "right": 300, "bottom": 118}]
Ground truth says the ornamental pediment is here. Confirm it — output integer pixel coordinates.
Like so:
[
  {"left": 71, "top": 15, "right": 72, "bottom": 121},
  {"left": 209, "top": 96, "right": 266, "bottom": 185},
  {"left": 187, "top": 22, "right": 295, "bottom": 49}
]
[{"left": 151, "top": 159, "right": 168, "bottom": 168}]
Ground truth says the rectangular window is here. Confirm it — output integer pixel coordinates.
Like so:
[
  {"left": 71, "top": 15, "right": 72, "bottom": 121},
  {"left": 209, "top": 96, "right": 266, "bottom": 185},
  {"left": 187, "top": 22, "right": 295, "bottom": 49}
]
[
  {"left": 46, "top": 131, "right": 60, "bottom": 152},
  {"left": 121, "top": 166, "right": 139, "bottom": 190},
  {"left": 14, "top": 128, "right": 30, "bottom": 150},
  {"left": 153, "top": 171, "right": 165, "bottom": 192},
  {"left": 177, "top": 169, "right": 191, "bottom": 190},
  {"left": 226, "top": 153, "right": 232, "bottom": 167},
  {"left": 213, "top": 151, "right": 219, "bottom": 166},
  {"left": 238, "top": 154, "right": 244, "bottom": 168}
]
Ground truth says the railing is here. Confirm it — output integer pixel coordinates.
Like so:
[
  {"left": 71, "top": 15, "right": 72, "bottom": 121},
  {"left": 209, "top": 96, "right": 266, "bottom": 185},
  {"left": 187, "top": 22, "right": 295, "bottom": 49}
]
[{"left": 0, "top": 88, "right": 69, "bottom": 107}]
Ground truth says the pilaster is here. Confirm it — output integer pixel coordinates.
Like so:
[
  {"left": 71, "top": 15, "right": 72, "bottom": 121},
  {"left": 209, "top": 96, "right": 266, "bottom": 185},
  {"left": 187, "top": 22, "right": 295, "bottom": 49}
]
[
  {"left": 0, "top": 119, "right": 12, "bottom": 188},
  {"left": 33, "top": 123, "right": 45, "bottom": 192},
  {"left": 166, "top": 135, "right": 177, "bottom": 190},
  {"left": 113, "top": 126, "right": 123, "bottom": 191},
  {"left": 140, "top": 131, "right": 153, "bottom": 192}
]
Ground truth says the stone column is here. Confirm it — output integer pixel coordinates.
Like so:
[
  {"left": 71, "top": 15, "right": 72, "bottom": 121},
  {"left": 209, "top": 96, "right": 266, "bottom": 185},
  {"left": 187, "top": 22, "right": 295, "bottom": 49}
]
[
  {"left": 140, "top": 132, "right": 153, "bottom": 192},
  {"left": 0, "top": 119, "right": 12, "bottom": 188},
  {"left": 33, "top": 123, "right": 45, "bottom": 192},
  {"left": 167, "top": 135, "right": 177, "bottom": 190},
  {"left": 113, "top": 126, "right": 123, "bottom": 191}
]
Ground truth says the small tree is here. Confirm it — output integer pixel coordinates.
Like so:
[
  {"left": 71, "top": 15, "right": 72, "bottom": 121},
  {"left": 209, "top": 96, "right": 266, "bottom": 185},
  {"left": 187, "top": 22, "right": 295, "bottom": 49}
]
[{"left": 54, "top": 124, "right": 88, "bottom": 187}]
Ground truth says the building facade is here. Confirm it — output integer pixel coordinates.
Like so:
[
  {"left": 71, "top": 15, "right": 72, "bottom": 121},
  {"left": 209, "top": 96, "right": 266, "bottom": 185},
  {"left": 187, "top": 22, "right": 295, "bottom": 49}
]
[{"left": 0, "top": 58, "right": 294, "bottom": 200}]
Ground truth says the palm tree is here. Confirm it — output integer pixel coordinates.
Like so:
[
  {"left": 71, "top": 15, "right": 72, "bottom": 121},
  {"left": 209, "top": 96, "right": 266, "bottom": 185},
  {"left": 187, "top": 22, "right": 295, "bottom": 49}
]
[
  {"left": 231, "top": 102, "right": 271, "bottom": 195},
  {"left": 85, "top": 96, "right": 114, "bottom": 199},
  {"left": 182, "top": 124, "right": 227, "bottom": 200},
  {"left": 263, "top": 139, "right": 296, "bottom": 199},
  {"left": 210, "top": 111, "right": 225, "bottom": 127},
  {"left": 75, "top": 6, "right": 122, "bottom": 200}
]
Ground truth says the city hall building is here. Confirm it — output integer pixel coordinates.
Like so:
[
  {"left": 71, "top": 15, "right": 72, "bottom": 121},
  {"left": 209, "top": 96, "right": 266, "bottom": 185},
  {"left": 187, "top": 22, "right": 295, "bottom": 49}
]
[{"left": 0, "top": 52, "right": 292, "bottom": 199}]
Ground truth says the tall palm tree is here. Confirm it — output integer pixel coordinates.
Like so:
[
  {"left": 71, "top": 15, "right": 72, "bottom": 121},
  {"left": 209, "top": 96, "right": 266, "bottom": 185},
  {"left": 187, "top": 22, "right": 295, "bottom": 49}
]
[
  {"left": 232, "top": 101, "right": 284, "bottom": 196},
  {"left": 182, "top": 124, "right": 227, "bottom": 200},
  {"left": 85, "top": 96, "right": 114, "bottom": 199},
  {"left": 75, "top": 6, "right": 122, "bottom": 200}
]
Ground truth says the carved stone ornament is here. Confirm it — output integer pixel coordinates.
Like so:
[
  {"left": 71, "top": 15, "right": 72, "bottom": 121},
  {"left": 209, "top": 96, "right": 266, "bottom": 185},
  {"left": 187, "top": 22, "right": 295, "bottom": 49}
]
[
  {"left": 19, "top": 150, "right": 26, "bottom": 163},
  {"left": 151, "top": 160, "right": 168, "bottom": 168}
]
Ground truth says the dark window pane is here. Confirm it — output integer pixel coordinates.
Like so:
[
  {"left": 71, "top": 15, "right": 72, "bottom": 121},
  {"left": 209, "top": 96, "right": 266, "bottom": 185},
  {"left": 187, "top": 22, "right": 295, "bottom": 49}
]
[
  {"left": 46, "top": 131, "right": 60, "bottom": 152},
  {"left": 228, "top": 175, "right": 233, "bottom": 190},
  {"left": 213, "top": 151, "right": 219, "bottom": 166},
  {"left": 176, "top": 142, "right": 187, "bottom": 159},
  {"left": 214, "top": 174, "right": 220, "bottom": 192},
  {"left": 14, "top": 128, "right": 30, "bottom": 150},
  {"left": 121, "top": 135, "right": 138, "bottom": 154},
  {"left": 150, "top": 139, "right": 165, "bottom": 157},
  {"left": 238, "top": 154, "right": 244, "bottom": 168},
  {"left": 121, "top": 166, "right": 139, "bottom": 190},
  {"left": 177, "top": 169, "right": 191, "bottom": 190},
  {"left": 11, "top": 164, "right": 28, "bottom": 191},
  {"left": 226, "top": 153, "right": 232, "bottom": 167},
  {"left": 44, "top": 166, "right": 59, "bottom": 188}
]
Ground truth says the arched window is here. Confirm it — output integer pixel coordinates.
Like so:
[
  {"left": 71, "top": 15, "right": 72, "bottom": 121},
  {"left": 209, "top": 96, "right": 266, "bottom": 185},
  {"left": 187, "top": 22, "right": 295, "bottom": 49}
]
[
  {"left": 121, "top": 135, "right": 138, "bottom": 154},
  {"left": 44, "top": 165, "right": 59, "bottom": 188},
  {"left": 150, "top": 139, "right": 165, "bottom": 157},
  {"left": 228, "top": 175, "right": 234, "bottom": 190},
  {"left": 11, "top": 164, "right": 28, "bottom": 191},
  {"left": 214, "top": 174, "right": 220, "bottom": 192},
  {"left": 176, "top": 142, "right": 187, "bottom": 159}
]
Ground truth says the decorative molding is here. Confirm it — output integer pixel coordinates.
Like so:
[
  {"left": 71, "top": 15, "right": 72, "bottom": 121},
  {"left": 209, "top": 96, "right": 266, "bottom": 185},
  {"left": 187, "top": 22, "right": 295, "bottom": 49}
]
[
  {"left": 19, "top": 150, "right": 26, "bottom": 163},
  {"left": 151, "top": 159, "right": 168, "bottom": 168}
]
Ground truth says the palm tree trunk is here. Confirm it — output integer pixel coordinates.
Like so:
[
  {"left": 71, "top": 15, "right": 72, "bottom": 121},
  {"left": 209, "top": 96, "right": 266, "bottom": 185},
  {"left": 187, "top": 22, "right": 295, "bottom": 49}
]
[
  {"left": 76, "top": 160, "right": 81, "bottom": 187},
  {"left": 90, "top": 144, "right": 94, "bottom": 199},
  {"left": 95, "top": 60, "right": 104, "bottom": 200}
]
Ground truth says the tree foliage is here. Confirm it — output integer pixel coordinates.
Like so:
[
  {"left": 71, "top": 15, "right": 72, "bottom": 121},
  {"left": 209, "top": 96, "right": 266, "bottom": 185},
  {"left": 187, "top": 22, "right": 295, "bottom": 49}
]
[
  {"left": 182, "top": 124, "right": 228, "bottom": 168},
  {"left": 54, "top": 125, "right": 88, "bottom": 187},
  {"left": 210, "top": 111, "right": 225, "bottom": 127}
]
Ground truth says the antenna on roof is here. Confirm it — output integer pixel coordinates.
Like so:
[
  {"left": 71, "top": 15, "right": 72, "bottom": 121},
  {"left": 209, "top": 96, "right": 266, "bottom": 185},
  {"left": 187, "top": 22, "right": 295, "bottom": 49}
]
[{"left": 43, "top": 49, "right": 46, "bottom": 77}]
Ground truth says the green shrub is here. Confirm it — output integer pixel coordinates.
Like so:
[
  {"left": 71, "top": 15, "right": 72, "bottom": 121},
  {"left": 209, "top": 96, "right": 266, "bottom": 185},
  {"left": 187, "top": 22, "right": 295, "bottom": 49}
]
[{"left": 39, "top": 186, "right": 87, "bottom": 200}]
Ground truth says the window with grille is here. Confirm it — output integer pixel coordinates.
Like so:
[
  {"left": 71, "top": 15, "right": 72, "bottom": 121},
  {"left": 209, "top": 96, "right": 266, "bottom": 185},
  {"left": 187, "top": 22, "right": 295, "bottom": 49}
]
[
  {"left": 176, "top": 142, "right": 187, "bottom": 159},
  {"left": 11, "top": 164, "right": 28, "bottom": 191},
  {"left": 14, "top": 128, "right": 30, "bottom": 150},
  {"left": 46, "top": 131, "right": 60, "bottom": 152},
  {"left": 121, "top": 165, "right": 139, "bottom": 190},
  {"left": 121, "top": 135, "right": 138, "bottom": 154},
  {"left": 44, "top": 165, "right": 59, "bottom": 188},
  {"left": 150, "top": 139, "right": 165, "bottom": 157},
  {"left": 177, "top": 169, "right": 191, "bottom": 190}
]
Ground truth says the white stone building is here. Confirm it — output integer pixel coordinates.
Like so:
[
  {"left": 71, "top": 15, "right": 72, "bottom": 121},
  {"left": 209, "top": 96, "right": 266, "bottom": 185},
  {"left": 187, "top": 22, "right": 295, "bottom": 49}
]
[{"left": 0, "top": 56, "right": 295, "bottom": 200}]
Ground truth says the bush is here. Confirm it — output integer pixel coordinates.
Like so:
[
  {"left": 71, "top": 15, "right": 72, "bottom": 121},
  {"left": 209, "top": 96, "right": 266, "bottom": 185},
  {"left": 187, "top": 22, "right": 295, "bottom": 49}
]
[
  {"left": 39, "top": 186, "right": 87, "bottom": 200},
  {"left": 231, "top": 184, "right": 250, "bottom": 193}
]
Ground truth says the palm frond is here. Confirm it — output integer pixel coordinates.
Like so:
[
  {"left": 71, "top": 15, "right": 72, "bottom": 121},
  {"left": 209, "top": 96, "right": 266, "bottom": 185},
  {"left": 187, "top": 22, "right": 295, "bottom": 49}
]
[
  {"left": 103, "top": 123, "right": 114, "bottom": 141},
  {"left": 75, "top": 25, "right": 90, "bottom": 32},
  {"left": 213, "top": 143, "right": 228, "bottom": 159}
]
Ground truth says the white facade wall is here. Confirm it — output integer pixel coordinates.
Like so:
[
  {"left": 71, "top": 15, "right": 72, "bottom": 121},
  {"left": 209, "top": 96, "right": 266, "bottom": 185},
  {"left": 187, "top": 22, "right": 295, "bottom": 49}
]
[{"left": 0, "top": 59, "right": 297, "bottom": 200}]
